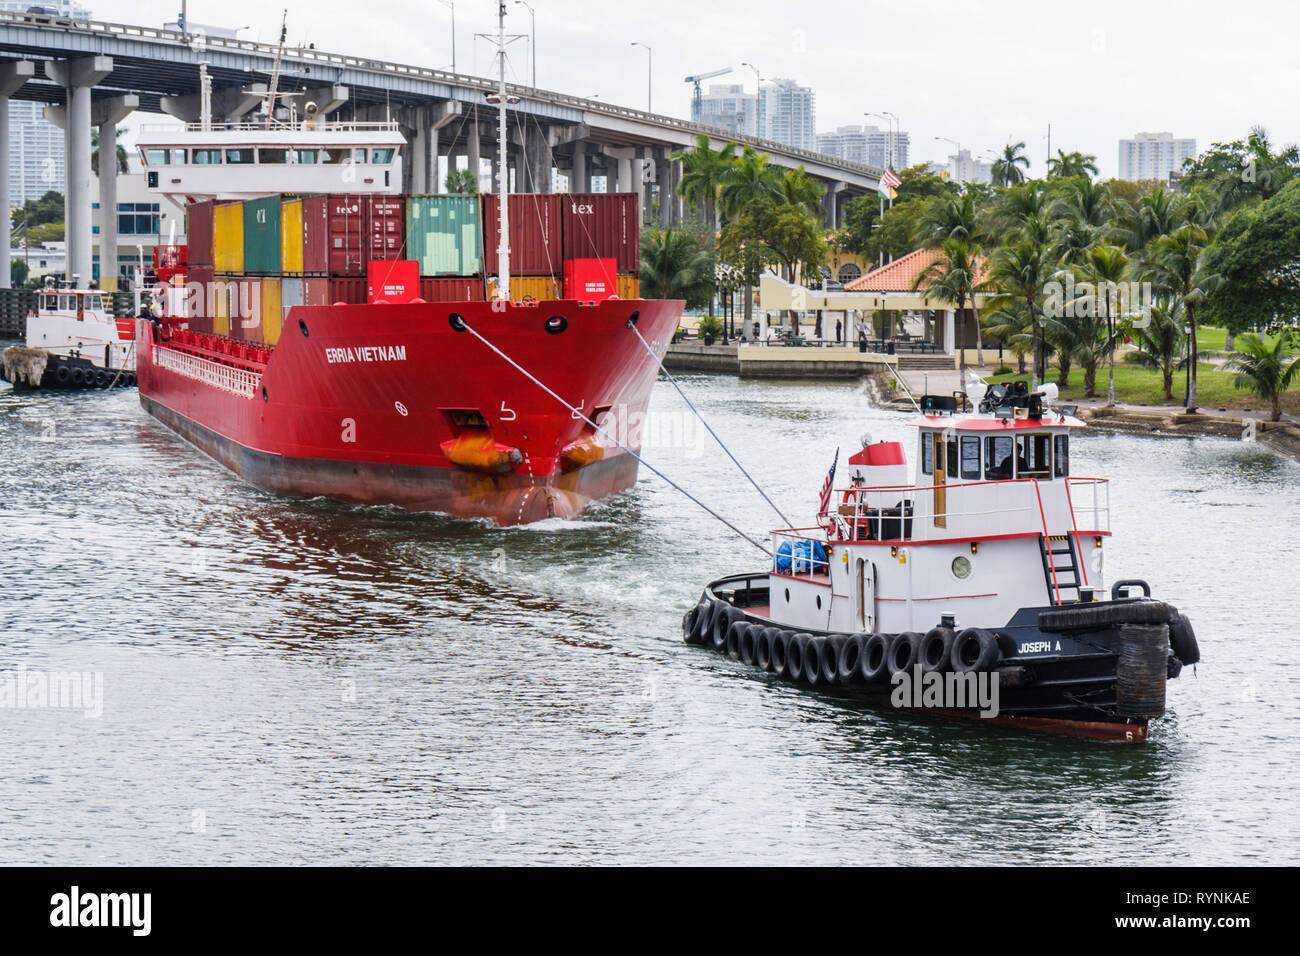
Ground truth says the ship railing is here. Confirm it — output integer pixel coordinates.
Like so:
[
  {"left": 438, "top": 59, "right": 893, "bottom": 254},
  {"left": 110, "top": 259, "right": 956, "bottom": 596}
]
[
  {"left": 813, "top": 477, "right": 1110, "bottom": 543},
  {"left": 153, "top": 345, "right": 261, "bottom": 399},
  {"left": 137, "top": 121, "right": 403, "bottom": 136}
]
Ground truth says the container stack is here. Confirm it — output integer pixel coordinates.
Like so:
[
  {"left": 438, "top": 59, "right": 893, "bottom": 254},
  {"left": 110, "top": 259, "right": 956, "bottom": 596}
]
[{"left": 179, "top": 190, "right": 644, "bottom": 346}]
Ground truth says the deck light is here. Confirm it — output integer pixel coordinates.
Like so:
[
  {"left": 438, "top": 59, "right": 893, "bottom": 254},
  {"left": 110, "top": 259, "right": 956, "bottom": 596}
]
[{"left": 970, "top": 542, "right": 979, "bottom": 554}]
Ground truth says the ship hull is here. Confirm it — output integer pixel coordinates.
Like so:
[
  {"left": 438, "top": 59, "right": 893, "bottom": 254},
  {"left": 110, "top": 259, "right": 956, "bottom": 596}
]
[{"left": 137, "top": 297, "right": 682, "bottom": 524}]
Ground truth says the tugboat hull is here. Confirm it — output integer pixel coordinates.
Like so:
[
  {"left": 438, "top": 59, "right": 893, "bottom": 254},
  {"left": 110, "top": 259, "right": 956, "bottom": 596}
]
[{"left": 2, "top": 346, "right": 137, "bottom": 391}]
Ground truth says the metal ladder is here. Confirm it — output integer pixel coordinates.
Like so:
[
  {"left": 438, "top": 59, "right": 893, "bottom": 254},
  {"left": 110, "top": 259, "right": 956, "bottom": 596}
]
[{"left": 1039, "top": 534, "right": 1082, "bottom": 605}]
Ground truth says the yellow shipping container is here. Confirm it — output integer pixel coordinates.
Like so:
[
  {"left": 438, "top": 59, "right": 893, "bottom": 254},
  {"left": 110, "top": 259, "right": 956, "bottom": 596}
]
[
  {"left": 484, "top": 275, "right": 562, "bottom": 301},
  {"left": 260, "top": 278, "right": 282, "bottom": 345},
  {"left": 213, "top": 277, "right": 230, "bottom": 337},
  {"left": 617, "top": 275, "right": 640, "bottom": 300},
  {"left": 213, "top": 202, "right": 244, "bottom": 274},
  {"left": 280, "top": 199, "right": 303, "bottom": 275}
]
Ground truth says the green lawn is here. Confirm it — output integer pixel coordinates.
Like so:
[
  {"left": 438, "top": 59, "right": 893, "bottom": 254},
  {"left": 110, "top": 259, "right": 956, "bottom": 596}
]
[
  {"left": 1197, "top": 325, "right": 1231, "bottom": 354},
  {"left": 989, "top": 362, "right": 1300, "bottom": 413}
]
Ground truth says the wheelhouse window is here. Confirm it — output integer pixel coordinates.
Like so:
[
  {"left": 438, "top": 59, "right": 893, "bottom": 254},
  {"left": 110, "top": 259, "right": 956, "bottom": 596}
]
[
  {"left": 144, "top": 148, "right": 171, "bottom": 166},
  {"left": 945, "top": 438, "right": 958, "bottom": 478},
  {"left": 294, "top": 149, "right": 319, "bottom": 164},
  {"left": 921, "top": 432, "right": 934, "bottom": 475},
  {"left": 321, "top": 148, "right": 351, "bottom": 164},
  {"left": 258, "top": 148, "right": 289, "bottom": 164},
  {"left": 960, "top": 435, "right": 981, "bottom": 479},
  {"left": 985, "top": 435, "right": 1014, "bottom": 480},
  {"left": 225, "top": 148, "right": 255, "bottom": 165},
  {"left": 1054, "top": 434, "right": 1070, "bottom": 477},
  {"left": 1016, "top": 432, "right": 1053, "bottom": 479},
  {"left": 371, "top": 147, "right": 395, "bottom": 163},
  {"left": 192, "top": 148, "right": 222, "bottom": 165}
]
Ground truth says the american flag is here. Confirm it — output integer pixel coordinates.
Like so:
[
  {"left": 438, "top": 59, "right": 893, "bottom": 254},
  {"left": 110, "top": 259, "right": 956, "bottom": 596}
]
[
  {"left": 818, "top": 448, "right": 840, "bottom": 518},
  {"left": 881, "top": 167, "right": 902, "bottom": 190}
]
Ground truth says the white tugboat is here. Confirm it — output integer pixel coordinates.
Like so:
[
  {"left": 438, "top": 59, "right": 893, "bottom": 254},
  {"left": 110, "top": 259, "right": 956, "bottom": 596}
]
[
  {"left": 1, "top": 279, "right": 138, "bottom": 390},
  {"left": 683, "top": 378, "right": 1199, "bottom": 742}
]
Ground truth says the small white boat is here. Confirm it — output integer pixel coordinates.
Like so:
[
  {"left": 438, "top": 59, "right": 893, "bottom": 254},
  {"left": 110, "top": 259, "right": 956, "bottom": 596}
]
[{"left": 1, "top": 281, "right": 137, "bottom": 390}]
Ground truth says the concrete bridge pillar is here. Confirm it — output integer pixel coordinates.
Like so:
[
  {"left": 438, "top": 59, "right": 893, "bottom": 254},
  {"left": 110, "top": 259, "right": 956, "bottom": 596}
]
[
  {"left": 823, "top": 180, "right": 846, "bottom": 228},
  {"left": 0, "top": 61, "right": 36, "bottom": 288},
  {"left": 568, "top": 143, "right": 588, "bottom": 193},
  {"left": 92, "top": 94, "right": 140, "bottom": 288},
  {"left": 45, "top": 56, "right": 112, "bottom": 286},
  {"left": 468, "top": 116, "right": 482, "bottom": 192}
]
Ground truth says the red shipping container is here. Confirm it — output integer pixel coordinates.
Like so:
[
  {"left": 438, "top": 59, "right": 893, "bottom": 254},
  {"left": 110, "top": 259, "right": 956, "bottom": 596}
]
[
  {"left": 366, "top": 196, "right": 407, "bottom": 263},
  {"left": 185, "top": 200, "right": 214, "bottom": 267},
  {"left": 563, "top": 257, "right": 618, "bottom": 300},
  {"left": 367, "top": 260, "right": 419, "bottom": 304},
  {"left": 326, "top": 277, "right": 367, "bottom": 305},
  {"left": 186, "top": 264, "right": 215, "bottom": 333},
  {"left": 482, "top": 193, "right": 562, "bottom": 277},
  {"left": 302, "top": 276, "right": 332, "bottom": 306},
  {"left": 418, "top": 276, "right": 487, "bottom": 302},
  {"left": 229, "top": 276, "right": 262, "bottom": 342},
  {"left": 560, "top": 192, "right": 639, "bottom": 275},
  {"left": 301, "top": 194, "right": 366, "bottom": 275}
]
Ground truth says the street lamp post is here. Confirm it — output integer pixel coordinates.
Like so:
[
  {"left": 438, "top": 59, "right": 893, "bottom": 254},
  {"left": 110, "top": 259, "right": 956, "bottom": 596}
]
[
  {"left": 935, "top": 135, "right": 962, "bottom": 180},
  {"left": 742, "top": 61, "right": 761, "bottom": 138},
  {"left": 439, "top": 0, "right": 457, "bottom": 74},
  {"left": 631, "top": 42, "right": 652, "bottom": 113},
  {"left": 514, "top": 1, "right": 535, "bottom": 87}
]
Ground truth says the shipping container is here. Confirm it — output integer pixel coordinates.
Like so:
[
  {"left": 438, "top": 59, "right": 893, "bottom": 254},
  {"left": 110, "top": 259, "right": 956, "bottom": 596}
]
[
  {"left": 281, "top": 276, "right": 304, "bottom": 312},
  {"left": 280, "top": 198, "right": 304, "bottom": 275},
  {"left": 406, "top": 195, "right": 483, "bottom": 276},
  {"left": 303, "top": 277, "right": 332, "bottom": 307},
  {"left": 324, "top": 276, "right": 368, "bottom": 305},
  {"left": 563, "top": 257, "right": 618, "bottom": 300},
  {"left": 212, "top": 276, "right": 230, "bottom": 337},
  {"left": 482, "top": 194, "right": 562, "bottom": 278},
  {"left": 260, "top": 277, "right": 282, "bottom": 345},
  {"left": 212, "top": 202, "right": 244, "bottom": 274},
  {"left": 223, "top": 276, "right": 261, "bottom": 342},
  {"left": 185, "top": 201, "right": 214, "bottom": 268},
  {"left": 301, "top": 194, "right": 366, "bottom": 275},
  {"left": 560, "top": 192, "right": 639, "bottom": 274},
  {"left": 187, "top": 264, "right": 215, "bottom": 334},
  {"left": 366, "top": 195, "right": 407, "bottom": 263},
  {"left": 419, "top": 276, "right": 487, "bottom": 302},
  {"left": 242, "top": 196, "right": 282, "bottom": 274},
  {"left": 484, "top": 274, "right": 562, "bottom": 302},
  {"left": 617, "top": 275, "right": 641, "bottom": 300}
]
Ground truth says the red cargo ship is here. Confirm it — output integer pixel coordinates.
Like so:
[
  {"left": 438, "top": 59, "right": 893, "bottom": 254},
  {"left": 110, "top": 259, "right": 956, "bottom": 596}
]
[{"left": 134, "top": 10, "right": 682, "bottom": 524}]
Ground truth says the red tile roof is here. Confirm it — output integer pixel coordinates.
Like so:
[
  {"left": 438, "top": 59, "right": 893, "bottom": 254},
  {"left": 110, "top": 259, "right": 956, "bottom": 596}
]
[{"left": 845, "top": 248, "right": 989, "bottom": 294}]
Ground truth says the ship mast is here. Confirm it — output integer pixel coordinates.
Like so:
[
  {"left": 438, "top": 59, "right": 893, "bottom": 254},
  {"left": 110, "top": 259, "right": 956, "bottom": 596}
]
[
  {"left": 495, "top": 1, "right": 510, "bottom": 302},
  {"left": 264, "top": 10, "right": 288, "bottom": 130}
]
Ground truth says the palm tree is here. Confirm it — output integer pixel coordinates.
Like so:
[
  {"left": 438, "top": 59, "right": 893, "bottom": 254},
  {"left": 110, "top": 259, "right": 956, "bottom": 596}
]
[
  {"left": 1128, "top": 300, "right": 1186, "bottom": 401},
  {"left": 914, "top": 190, "right": 982, "bottom": 246},
  {"left": 981, "top": 301, "right": 1034, "bottom": 373},
  {"left": 1081, "top": 244, "right": 1130, "bottom": 405},
  {"left": 671, "top": 133, "right": 738, "bottom": 235},
  {"left": 776, "top": 166, "right": 825, "bottom": 219},
  {"left": 1151, "top": 223, "right": 1218, "bottom": 412},
  {"left": 639, "top": 228, "right": 714, "bottom": 306},
  {"left": 718, "top": 146, "right": 781, "bottom": 220},
  {"left": 915, "top": 238, "right": 985, "bottom": 370},
  {"left": 991, "top": 142, "right": 1029, "bottom": 187},
  {"left": 91, "top": 128, "right": 129, "bottom": 176},
  {"left": 444, "top": 168, "right": 478, "bottom": 195},
  {"left": 1223, "top": 331, "right": 1300, "bottom": 421},
  {"left": 987, "top": 238, "right": 1052, "bottom": 386},
  {"left": 1047, "top": 150, "right": 1099, "bottom": 180}
]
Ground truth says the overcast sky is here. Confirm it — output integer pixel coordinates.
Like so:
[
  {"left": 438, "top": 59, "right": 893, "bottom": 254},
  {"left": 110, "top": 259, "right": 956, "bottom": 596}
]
[{"left": 100, "top": 0, "right": 1298, "bottom": 179}]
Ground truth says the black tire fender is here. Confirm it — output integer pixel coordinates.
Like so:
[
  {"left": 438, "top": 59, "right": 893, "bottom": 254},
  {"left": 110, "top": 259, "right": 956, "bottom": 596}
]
[
  {"left": 920, "top": 626, "right": 956, "bottom": 673},
  {"left": 788, "top": 633, "right": 812, "bottom": 682},
  {"left": 803, "top": 637, "right": 826, "bottom": 686},
  {"left": 889, "top": 631, "right": 924, "bottom": 676},
  {"left": 860, "top": 633, "right": 893, "bottom": 683},
  {"left": 710, "top": 603, "right": 739, "bottom": 650},
  {"left": 770, "top": 630, "right": 791, "bottom": 678},
  {"left": 820, "top": 635, "right": 847, "bottom": 686},
  {"left": 1038, "top": 599, "right": 1175, "bottom": 633},
  {"left": 951, "top": 628, "right": 1001, "bottom": 673},
  {"left": 837, "top": 633, "right": 866, "bottom": 685},
  {"left": 756, "top": 628, "right": 776, "bottom": 671},
  {"left": 1169, "top": 612, "right": 1200, "bottom": 665},
  {"left": 726, "top": 619, "right": 747, "bottom": 660}
]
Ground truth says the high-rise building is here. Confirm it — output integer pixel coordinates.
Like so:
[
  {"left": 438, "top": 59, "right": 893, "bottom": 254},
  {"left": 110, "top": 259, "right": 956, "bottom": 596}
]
[
  {"left": 693, "top": 84, "right": 758, "bottom": 138},
  {"left": 2, "top": 0, "right": 92, "bottom": 211},
  {"left": 941, "top": 149, "right": 992, "bottom": 185},
  {"left": 761, "top": 79, "right": 815, "bottom": 151},
  {"left": 1118, "top": 132, "right": 1197, "bottom": 181},
  {"left": 815, "top": 124, "right": 909, "bottom": 169}
]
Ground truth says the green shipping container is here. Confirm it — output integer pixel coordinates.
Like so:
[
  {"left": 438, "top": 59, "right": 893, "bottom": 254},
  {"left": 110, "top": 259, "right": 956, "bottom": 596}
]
[
  {"left": 406, "top": 196, "right": 482, "bottom": 276},
  {"left": 242, "top": 195, "right": 282, "bottom": 274}
]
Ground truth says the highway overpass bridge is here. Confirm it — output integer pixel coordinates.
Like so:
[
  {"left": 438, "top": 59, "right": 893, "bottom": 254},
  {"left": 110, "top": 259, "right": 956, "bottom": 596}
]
[{"left": 1, "top": 10, "right": 881, "bottom": 284}]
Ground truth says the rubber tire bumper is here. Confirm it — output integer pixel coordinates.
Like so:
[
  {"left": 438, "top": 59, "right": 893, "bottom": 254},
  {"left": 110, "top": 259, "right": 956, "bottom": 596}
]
[
  {"left": 837, "top": 634, "right": 866, "bottom": 685},
  {"left": 1038, "top": 599, "right": 1176, "bottom": 633},
  {"left": 819, "top": 635, "right": 847, "bottom": 686},
  {"left": 888, "top": 631, "right": 924, "bottom": 676},
  {"left": 788, "top": 633, "right": 813, "bottom": 682},
  {"left": 1169, "top": 612, "right": 1200, "bottom": 665},
  {"left": 951, "top": 628, "right": 1000, "bottom": 673},
  {"left": 711, "top": 603, "right": 741, "bottom": 651},
  {"left": 920, "top": 627, "right": 955, "bottom": 673},
  {"left": 770, "top": 630, "right": 791, "bottom": 678},
  {"left": 860, "top": 633, "right": 893, "bottom": 683}
]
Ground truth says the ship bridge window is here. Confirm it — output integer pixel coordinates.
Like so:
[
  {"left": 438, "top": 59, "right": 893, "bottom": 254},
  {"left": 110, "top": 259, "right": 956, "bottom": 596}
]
[
  {"left": 294, "top": 149, "right": 319, "bottom": 164},
  {"left": 1016, "top": 433, "right": 1053, "bottom": 479},
  {"left": 960, "top": 435, "right": 981, "bottom": 479},
  {"left": 372, "top": 148, "right": 395, "bottom": 164},
  {"left": 84, "top": 294, "right": 103, "bottom": 310},
  {"left": 192, "top": 148, "right": 222, "bottom": 165},
  {"left": 225, "top": 148, "right": 255, "bottom": 165},
  {"left": 259, "top": 148, "right": 289, "bottom": 165},
  {"left": 144, "top": 148, "right": 171, "bottom": 166},
  {"left": 321, "top": 147, "right": 351, "bottom": 164},
  {"left": 921, "top": 432, "right": 934, "bottom": 475},
  {"left": 1054, "top": 434, "right": 1070, "bottom": 477},
  {"left": 985, "top": 435, "right": 1014, "bottom": 480},
  {"left": 171, "top": 148, "right": 187, "bottom": 164}
]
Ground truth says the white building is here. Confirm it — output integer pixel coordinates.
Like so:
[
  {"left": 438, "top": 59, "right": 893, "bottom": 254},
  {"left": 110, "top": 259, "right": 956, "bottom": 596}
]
[
  {"left": 1118, "top": 132, "right": 1197, "bottom": 182},
  {"left": 761, "top": 79, "right": 816, "bottom": 151},
  {"left": 693, "top": 84, "right": 758, "bottom": 138},
  {"left": 816, "top": 124, "right": 909, "bottom": 169},
  {"left": 939, "top": 149, "right": 992, "bottom": 185},
  {"left": 2, "top": 0, "right": 92, "bottom": 210},
  {"left": 90, "top": 162, "right": 188, "bottom": 287}
]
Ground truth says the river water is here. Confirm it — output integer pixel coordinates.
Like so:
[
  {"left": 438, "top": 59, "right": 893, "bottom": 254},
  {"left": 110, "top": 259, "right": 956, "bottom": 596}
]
[{"left": 1, "top": 372, "right": 1297, "bottom": 865}]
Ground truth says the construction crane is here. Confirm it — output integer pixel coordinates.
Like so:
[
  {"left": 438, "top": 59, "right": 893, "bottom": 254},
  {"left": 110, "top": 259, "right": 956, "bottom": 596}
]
[{"left": 684, "top": 67, "right": 733, "bottom": 119}]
